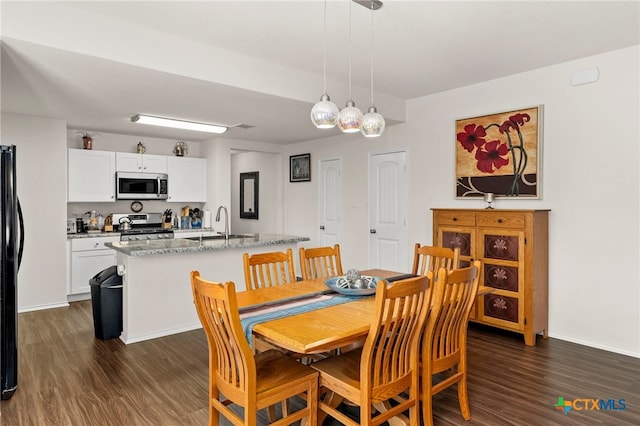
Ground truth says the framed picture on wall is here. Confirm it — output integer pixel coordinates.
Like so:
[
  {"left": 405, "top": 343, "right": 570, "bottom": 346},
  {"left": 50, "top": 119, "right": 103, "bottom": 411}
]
[
  {"left": 290, "top": 153, "right": 311, "bottom": 182},
  {"left": 240, "top": 171, "right": 259, "bottom": 220},
  {"left": 455, "top": 105, "right": 543, "bottom": 198}
]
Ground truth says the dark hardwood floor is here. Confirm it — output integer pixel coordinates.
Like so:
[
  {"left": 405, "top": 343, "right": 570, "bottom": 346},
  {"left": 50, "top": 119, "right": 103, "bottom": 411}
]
[{"left": 1, "top": 300, "right": 638, "bottom": 425}]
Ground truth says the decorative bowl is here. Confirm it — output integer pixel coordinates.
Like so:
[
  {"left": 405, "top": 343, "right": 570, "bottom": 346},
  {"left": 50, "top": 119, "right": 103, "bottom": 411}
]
[{"left": 324, "top": 275, "right": 381, "bottom": 296}]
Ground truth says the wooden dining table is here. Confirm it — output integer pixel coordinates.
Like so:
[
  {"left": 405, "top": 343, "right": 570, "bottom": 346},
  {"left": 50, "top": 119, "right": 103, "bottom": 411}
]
[
  {"left": 235, "top": 269, "right": 493, "bottom": 425},
  {"left": 236, "top": 268, "right": 493, "bottom": 354}
]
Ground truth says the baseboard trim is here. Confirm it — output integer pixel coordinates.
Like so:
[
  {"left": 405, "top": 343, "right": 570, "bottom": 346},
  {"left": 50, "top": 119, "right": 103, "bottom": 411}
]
[
  {"left": 67, "top": 293, "right": 91, "bottom": 303},
  {"left": 18, "top": 301, "right": 70, "bottom": 313},
  {"left": 548, "top": 331, "right": 639, "bottom": 359},
  {"left": 120, "top": 323, "right": 203, "bottom": 345}
]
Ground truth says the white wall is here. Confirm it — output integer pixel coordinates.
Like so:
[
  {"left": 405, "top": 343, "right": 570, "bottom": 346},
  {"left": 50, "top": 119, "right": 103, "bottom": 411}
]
[
  {"left": 2, "top": 113, "right": 68, "bottom": 311},
  {"left": 230, "top": 151, "right": 282, "bottom": 234},
  {"left": 207, "top": 138, "right": 286, "bottom": 233},
  {"left": 283, "top": 46, "right": 640, "bottom": 357}
]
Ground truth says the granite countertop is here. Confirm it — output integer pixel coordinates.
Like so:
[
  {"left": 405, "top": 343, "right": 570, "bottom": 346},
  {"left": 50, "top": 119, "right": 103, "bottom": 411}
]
[
  {"left": 67, "top": 231, "right": 120, "bottom": 239},
  {"left": 104, "top": 233, "right": 309, "bottom": 257},
  {"left": 67, "top": 228, "right": 216, "bottom": 239}
]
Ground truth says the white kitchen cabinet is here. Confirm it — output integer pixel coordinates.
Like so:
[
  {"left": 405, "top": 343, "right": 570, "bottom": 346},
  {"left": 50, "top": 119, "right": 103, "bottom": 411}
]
[
  {"left": 167, "top": 156, "right": 207, "bottom": 202},
  {"left": 68, "top": 149, "right": 116, "bottom": 202},
  {"left": 116, "top": 152, "right": 167, "bottom": 173},
  {"left": 69, "top": 236, "right": 120, "bottom": 295}
]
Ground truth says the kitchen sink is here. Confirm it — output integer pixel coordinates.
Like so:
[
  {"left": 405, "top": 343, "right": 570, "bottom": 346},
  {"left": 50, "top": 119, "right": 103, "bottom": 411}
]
[{"left": 185, "top": 234, "right": 254, "bottom": 241}]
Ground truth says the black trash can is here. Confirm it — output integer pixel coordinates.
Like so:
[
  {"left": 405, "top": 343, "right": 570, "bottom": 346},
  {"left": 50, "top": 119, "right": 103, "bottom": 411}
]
[{"left": 89, "top": 265, "right": 123, "bottom": 340}]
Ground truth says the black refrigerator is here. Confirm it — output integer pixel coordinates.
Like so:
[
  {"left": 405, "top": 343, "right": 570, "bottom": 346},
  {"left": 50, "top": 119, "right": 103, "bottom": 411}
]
[{"left": 1, "top": 145, "right": 24, "bottom": 400}]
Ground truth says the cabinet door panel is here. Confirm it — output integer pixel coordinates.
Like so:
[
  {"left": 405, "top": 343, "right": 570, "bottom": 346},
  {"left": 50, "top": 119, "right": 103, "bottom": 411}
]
[
  {"left": 116, "top": 153, "right": 167, "bottom": 173},
  {"left": 115, "top": 153, "right": 142, "bottom": 172},
  {"left": 71, "top": 250, "right": 116, "bottom": 294},
  {"left": 484, "top": 264, "right": 519, "bottom": 292},
  {"left": 167, "top": 157, "right": 207, "bottom": 202},
  {"left": 68, "top": 149, "right": 115, "bottom": 202},
  {"left": 483, "top": 234, "right": 519, "bottom": 261},
  {"left": 143, "top": 154, "right": 168, "bottom": 173},
  {"left": 439, "top": 228, "right": 474, "bottom": 257},
  {"left": 483, "top": 294, "right": 519, "bottom": 323}
]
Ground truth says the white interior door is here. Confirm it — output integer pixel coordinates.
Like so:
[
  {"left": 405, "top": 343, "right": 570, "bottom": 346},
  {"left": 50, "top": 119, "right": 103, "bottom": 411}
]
[
  {"left": 368, "top": 151, "right": 407, "bottom": 271},
  {"left": 318, "top": 158, "right": 342, "bottom": 246}
]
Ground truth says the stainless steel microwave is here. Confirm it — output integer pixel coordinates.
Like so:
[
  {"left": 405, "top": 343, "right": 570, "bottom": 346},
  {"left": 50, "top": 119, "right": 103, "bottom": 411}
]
[{"left": 116, "top": 172, "right": 168, "bottom": 200}]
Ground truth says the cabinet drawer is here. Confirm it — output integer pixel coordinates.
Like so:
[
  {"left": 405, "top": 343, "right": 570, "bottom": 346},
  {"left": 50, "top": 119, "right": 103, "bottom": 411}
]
[
  {"left": 477, "top": 212, "right": 525, "bottom": 229},
  {"left": 71, "top": 237, "right": 119, "bottom": 251},
  {"left": 434, "top": 211, "right": 476, "bottom": 226}
]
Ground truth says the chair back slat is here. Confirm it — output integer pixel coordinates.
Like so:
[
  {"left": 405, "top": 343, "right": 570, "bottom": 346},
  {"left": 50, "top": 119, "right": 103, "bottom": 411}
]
[
  {"left": 299, "top": 244, "right": 343, "bottom": 280},
  {"left": 243, "top": 248, "right": 296, "bottom": 290},
  {"left": 411, "top": 243, "right": 460, "bottom": 276}
]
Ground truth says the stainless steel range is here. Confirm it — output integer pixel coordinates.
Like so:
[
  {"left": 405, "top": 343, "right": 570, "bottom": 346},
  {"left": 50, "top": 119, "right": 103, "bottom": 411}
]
[
  {"left": 113, "top": 213, "right": 174, "bottom": 241},
  {"left": 119, "top": 228, "right": 174, "bottom": 242}
]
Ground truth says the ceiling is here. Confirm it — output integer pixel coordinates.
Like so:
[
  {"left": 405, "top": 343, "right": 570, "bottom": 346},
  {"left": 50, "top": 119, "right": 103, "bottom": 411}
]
[{"left": 1, "top": 1, "right": 638, "bottom": 144}]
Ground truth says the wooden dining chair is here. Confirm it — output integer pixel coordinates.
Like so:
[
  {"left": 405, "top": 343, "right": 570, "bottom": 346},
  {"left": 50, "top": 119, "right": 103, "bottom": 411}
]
[
  {"left": 411, "top": 243, "right": 460, "bottom": 277},
  {"left": 190, "top": 271, "right": 318, "bottom": 426},
  {"left": 421, "top": 261, "right": 481, "bottom": 426},
  {"left": 299, "top": 244, "right": 343, "bottom": 280},
  {"left": 243, "top": 248, "right": 296, "bottom": 290},
  {"left": 310, "top": 275, "right": 431, "bottom": 426}
]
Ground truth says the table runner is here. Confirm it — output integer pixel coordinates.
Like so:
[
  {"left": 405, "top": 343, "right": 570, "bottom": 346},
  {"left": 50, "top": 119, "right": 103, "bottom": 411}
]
[{"left": 239, "top": 293, "right": 363, "bottom": 347}]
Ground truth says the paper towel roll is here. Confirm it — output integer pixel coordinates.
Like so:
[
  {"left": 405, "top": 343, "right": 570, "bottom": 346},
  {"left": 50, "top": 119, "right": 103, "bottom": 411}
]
[{"left": 202, "top": 210, "right": 212, "bottom": 229}]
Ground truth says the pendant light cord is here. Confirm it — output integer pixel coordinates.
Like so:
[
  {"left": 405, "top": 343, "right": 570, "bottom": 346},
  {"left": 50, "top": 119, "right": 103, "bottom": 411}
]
[
  {"left": 323, "top": 0, "right": 328, "bottom": 95},
  {"left": 348, "top": 0, "right": 353, "bottom": 100},
  {"left": 370, "top": 5, "right": 374, "bottom": 106}
]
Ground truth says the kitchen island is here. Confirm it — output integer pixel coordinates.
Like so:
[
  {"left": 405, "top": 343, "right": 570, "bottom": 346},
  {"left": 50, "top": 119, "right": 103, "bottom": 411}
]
[{"left": 105, "top": 233, "right": 309, "bottom": 344}]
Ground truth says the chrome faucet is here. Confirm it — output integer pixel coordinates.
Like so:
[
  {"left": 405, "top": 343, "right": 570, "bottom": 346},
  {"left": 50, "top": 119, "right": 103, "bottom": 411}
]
[{"left": 215, "top": 206, "right": 229, "bottom": 239}]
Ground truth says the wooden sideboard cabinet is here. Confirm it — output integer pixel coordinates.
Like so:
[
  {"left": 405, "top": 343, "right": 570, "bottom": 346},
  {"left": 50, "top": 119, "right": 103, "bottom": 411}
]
[{"left": 432, "top": 208, "right": 549, "bottom": 346}]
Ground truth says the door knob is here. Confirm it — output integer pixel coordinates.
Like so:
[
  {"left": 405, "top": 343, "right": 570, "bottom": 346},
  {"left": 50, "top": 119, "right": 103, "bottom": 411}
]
[
  {"left": 320, "top": 226, "right": 325, "bottom": 230},
  {"left": 370, "top": 229, "right": 377, "bottom": 234}
]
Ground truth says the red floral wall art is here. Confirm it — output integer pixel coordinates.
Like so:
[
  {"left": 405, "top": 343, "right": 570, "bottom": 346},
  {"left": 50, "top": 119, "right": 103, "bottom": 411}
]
[{"left": 455, "top": 106, "right": 542, "bottom": 198}]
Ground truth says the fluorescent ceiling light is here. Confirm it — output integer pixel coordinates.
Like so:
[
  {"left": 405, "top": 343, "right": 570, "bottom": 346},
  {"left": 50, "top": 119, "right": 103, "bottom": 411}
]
[{"left": 131, "top": 114, "right": 228, "bottom": 134}]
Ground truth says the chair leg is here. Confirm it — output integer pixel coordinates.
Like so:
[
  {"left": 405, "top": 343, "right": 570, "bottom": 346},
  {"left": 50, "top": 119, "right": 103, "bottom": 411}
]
[
  {"left": 209, "top": 405, "right": 217, "bottom": 426},
  {"left": 458, "top": 373, "right": 471, "bottom": 420},
  {"left": 210, "top": 392, "right": 219, "bottom": 426},
  {"left": 422, "top": 374, "right": 434, "bottom": 426},
  {"left": 307, "top": 378, "right": 318, "bottom": 426}
]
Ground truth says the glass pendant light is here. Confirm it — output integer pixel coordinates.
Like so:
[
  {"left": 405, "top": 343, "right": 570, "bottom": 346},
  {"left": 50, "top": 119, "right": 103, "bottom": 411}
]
[
  {"left": 310, "top": 0, "right": 339, "bottom": 129},
  {"left": 338, "top": 0, "right": 364, "bottom": 133},
  {"left": 361, "top": 3, "right": 385, "bottom": 137}
]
